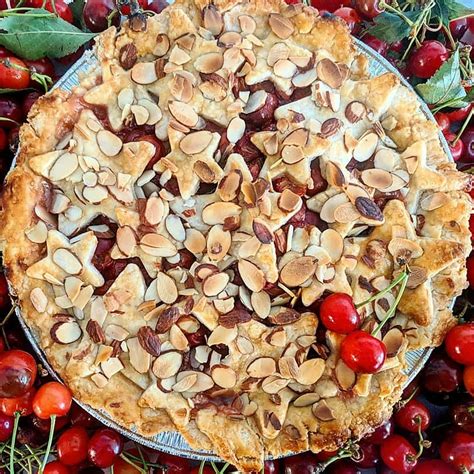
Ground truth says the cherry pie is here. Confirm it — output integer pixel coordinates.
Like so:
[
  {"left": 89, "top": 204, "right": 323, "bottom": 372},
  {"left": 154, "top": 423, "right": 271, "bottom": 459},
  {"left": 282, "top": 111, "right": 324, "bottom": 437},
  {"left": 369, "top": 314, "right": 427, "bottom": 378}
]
[{"left": 0, "top": 0, "right": 472, "bottom": 471}]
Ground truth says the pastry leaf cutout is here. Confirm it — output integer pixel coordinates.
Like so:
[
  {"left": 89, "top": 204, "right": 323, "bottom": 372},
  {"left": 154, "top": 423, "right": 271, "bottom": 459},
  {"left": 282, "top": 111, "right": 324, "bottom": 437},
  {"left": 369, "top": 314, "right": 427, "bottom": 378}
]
[{"left": 0, "top": 9, "right": 95, "bottom": 60}]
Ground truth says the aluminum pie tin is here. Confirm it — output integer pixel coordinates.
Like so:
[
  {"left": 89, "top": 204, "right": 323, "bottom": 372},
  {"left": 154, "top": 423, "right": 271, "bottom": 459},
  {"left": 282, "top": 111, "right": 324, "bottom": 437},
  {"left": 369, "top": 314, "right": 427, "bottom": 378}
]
[{"left": 10, "top": 36, "right": 453, "bottom": 463}]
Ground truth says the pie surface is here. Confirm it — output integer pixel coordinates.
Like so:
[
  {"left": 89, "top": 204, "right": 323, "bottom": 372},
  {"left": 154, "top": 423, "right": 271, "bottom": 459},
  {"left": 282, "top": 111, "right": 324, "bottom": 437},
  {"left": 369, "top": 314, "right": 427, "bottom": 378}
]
[{"left": 0, "top": 0, "right": 472, "bottom": 471}]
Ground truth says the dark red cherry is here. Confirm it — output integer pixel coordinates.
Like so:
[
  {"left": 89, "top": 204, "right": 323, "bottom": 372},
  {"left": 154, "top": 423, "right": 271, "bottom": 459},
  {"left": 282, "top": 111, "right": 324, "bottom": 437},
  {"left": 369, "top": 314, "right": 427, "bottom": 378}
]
[{"left": 394, "top": 399, "right": 431, "bottom": 433}]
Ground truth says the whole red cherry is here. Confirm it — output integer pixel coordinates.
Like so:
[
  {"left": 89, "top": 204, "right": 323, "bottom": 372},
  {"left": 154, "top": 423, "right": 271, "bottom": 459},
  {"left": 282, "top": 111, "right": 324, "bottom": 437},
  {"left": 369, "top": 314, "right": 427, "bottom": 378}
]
[
  {"left": 408, "top": 41, "right": 449, "bottom": 78},
  {"left": 440, "top": 431, "right": 474, "bottom": 472},
  {"left": 394, "top": 399, "right": 431, "bottom": 433},
  {"left": 340, "top": 330, "right": 386, "bottom": 373},
  {"left": 445, "top": 323, "right": 474, "bottom": 365},
  {"left": 0, "top": 350, "right": 37, "bottom": 398},
  {"left": 333, "top": 7, "right": 362, "bottom": 33},
  {"left": 435, "top": 113, "right": 451, "bottom": 134},
  {"left": 414, "top": 459, "right": 456, "bottom": 474},
  {"left": 319, "top": 293, "right": 361, "bottom": 334},
  {"left": 364, "top": 418, "right": 394, "bottom": 444},
  {"left": 380, "top": 434, "right": 418, "bottom": 473}
]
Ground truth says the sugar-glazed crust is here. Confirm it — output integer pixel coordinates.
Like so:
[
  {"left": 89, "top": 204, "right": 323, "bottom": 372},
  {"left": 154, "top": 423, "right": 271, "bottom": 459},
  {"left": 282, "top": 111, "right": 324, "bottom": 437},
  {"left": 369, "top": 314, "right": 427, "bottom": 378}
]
[{"left": 0, "top": 0, "right": 471, "bottom": 471}]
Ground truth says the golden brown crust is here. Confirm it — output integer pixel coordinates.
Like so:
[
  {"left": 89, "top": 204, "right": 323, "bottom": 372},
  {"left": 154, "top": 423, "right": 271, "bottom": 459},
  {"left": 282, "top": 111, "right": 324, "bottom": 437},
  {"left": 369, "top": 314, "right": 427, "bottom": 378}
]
[{"left": 1, "top": 0, "right": 471, "bottom": 471}]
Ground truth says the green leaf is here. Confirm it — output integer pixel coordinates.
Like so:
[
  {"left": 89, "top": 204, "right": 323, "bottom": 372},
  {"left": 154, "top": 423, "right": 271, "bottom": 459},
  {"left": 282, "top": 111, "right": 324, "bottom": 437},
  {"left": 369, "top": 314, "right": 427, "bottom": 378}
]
[
  {"left": 416, "top": 50, "right": 465, "bottom": 106},
  {"left": 69, "top": 0, "right": 87, "bottom": 30},
  {"left": 433, "top": 0, "right": 474, "bottom": 26},
  {"left": 366, "top": 11, "right": 419, "bottom": 43},
  {"left": 0, "top": 9, "right": 95, "bottom": 60}
]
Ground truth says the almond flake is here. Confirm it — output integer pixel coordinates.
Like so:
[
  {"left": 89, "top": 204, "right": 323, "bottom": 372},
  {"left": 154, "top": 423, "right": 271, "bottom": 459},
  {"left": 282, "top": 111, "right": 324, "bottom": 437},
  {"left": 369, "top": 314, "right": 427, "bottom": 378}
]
[
  {"left": 184, "top": 229, "right": 206, "bottom": 254},
  {"left": 243, "top": 90, "right": 267, "bottom": 114},
  {"left": 170, "top": 73, "right": 194, "bottom": 103},
  {"left": 253, "top": 218, "right": 273, "bottom": 244},
  {"left": 227, "top": 117, "right": 245, "bottom": 144},
  {"left": 283, "top": 128, "right": 309, "bottom": 147},
  {"left": 251, "top": 291, "right": 271, "bottom": 318},
  {"left": 345, "top": 101, "right": 366, "bottom": 123},
  {"left": 202, "top": 272, "right": 230, "bottom": 297},
  {"left": 116, "top": 226, "right": 136, "bottom": 256},
  {"left": 179, "top": 131, "right": 213, "bottom": 154},
  {"left": 25, "top": 221, "right": 48, "bottom": 244},
  {"left": 30, "top": 287, "right": 47, "bottom": 312},
  {"left": 239, "top": 15, "right": 256, "bottom": 35},
  {"left": 211, "top": 365, "right": 237, "bottom": 388},
  {"left": 207, "top": 325, "right": 238, "bottom": 346},
  {"left": 153, "top": 33, "right": 170, "bottom": 56},
  {"left": 325, "top": 161, "right": 345, "bottom": 187},
  {"left": 131, "top": 104, "right": 149, "bottom": 126},
  {"left": 320, "top": 193, "right": 350, "bottom": 223},
  {"left": 165, "top": 215, "right": 186, "bottom": 242},
  {"left": 202, "top": 202, "right": 242, "bottom": 225},
  {"left": 312, "top": 400, "right": 335, "bottom": 421},
  {"left": 335, "top": 359, "right": 356, "bottom": 390},
  {"left": 280, "top": 256, "right": 316, "bottom": 287},
  {"left": 207, "top": 225, "right": 231, "bottom": 261},
  {"left": 152, "top": 351, "right": 183, "bottom": 379},
  {"left": 203, "top": 4, "right": 223, "bottom": 35},
  {"left": 156, "top": 272, "right": 178, "bottom": 304},
  {"left": 281, "top": 145, "right": 304, "bottom": 164},
  {"left": 49, "top": 153, "right": 78, "bottom": 181},
  {"left": 320, "top": 229, "right": 343, "bottom": 263},
  {"left": 262, "top": 376, "right": 289, "bottom": 394},
  {"left": 292, "top": 69, "right": 317, "bottom": 88},
  {"left": 278, "top": 356, "right": 298, "bottom": 379},
  {"left": 420, "top": 192, "right": 449, "bottom": 211},
  {"left": 168, "top": 101, "right": 199, "bottom": 128},
  {"left": 268, "top": 14, "right": 294, "bottom": 39},
  {"left": 97, "top": 130, "right": 123, "bottom": 157},
  {"left": 218, "top": 170, "right": 242, "bottom": 201},
  {"left": 194, "top": 52, "right": 223, "bottom": 74},
  {"left": 236, "top": 336, "right": 254, "bottom": 354},
  {"left": 91, "top": 373, "right": 108, "bottom": 388},
  {"left": 169, "top": 325, "right": 189, "bottom": 351},
  {"left": 383, "top": 327, "right": 404, "bottom": 357},
  {"left": 105, "top": 324, "right": 129, "bottom": 341},
  {"left": 293, "top": 393, "right": 320, "bottom": 407},
  {"left": 169, "top": 45, "right": 191, "bottom": 65},
  {"left": 50, "top": 320, "right": 82, "bottom": 344},
  {"left": 361, "top": 168, "right": 393, "bottom": 190},
  {"left": 238, "top": 259, "right": 265, "bottom": 292},
  {"left": 140, "top": 234, "right": 177, "bottom": 257},
  {"left": 267, "top": 43, "right": 289, "bottom": 67},
  {"left": 388, "top": 238, "right": 423, "bottom": 264},
  {"left": 278, "top": 189, "right": 301, "bottom": 213},
  {"left": 247, "top": 357, "right": 276, "bottom": 378},
  {"left": 131, "top": 62, "right": 158, "bottom": 84},
  {"left": 173, "top": 373, "right": 198, "bottom": 392},
  {"left": 53, "top": 248, "right": 82, "bottom": 275},
  {"left": 333, "top": 202, "right": 360, "bottom": 223},
  {"left": 263, "top": 133, "right": 279, "bottom": 155},
  {"left": 64, "top": 276, "right": 82, "bottom": 302},
  {"left": 353, "top": 132, "right": 378, "bottom": 162},
  {"left": 274, "top": 59, "right": 297, "bottom": 78},
  {"left": 316, "top": 58, "right": 343, "bottom": 89}
]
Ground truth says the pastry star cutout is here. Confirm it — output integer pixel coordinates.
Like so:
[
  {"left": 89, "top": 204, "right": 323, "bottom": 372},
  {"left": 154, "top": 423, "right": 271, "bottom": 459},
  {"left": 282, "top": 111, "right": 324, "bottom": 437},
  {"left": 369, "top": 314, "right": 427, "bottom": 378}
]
[
  {"left": 349, "top": 199, "right": 464, "bottom": 326},
  {"left": 26, "top": 229, "right": 104, "bottom": 287},
  {"left": 155, "top": 126, "right": 222, "bottom": 200}
]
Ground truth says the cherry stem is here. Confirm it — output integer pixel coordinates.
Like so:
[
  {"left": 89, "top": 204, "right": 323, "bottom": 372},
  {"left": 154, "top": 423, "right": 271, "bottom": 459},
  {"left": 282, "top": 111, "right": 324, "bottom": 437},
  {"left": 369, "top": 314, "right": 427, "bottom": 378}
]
[
  {"left": 8, "top": 411, "right": 19, "bottom": 474},
  {"left": 415, "top": 417, "right": 426, "bottom": 459},
  {"left": 219, "top": 462, "right": 230, "bottom": 473},
  {"left": 39, "top": 414, "right": 56, "bottom": 474},
  {"left": 316, "top": 441, "right": 360, "bottom": 472},
  {"left": 198, "top": 460, "right": 206, "bottom": 474},
  {"left": 119, "top": 453, "right": 146, "bottom": 474},
  {"left": 356, "top": 270, "right": 408, "bottom": 309},
  {"left": 371, "top": 271, "right": 409, "bottom": 337},
  {"left": 453, "top": 107, "right": 474, "bottom": 146}
]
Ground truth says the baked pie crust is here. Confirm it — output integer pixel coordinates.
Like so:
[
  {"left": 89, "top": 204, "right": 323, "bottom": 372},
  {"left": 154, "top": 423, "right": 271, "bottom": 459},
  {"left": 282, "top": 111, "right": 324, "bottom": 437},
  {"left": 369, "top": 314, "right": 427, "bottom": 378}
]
[{"left": 0, "top": 0, "right": 472, "bottom": 471}]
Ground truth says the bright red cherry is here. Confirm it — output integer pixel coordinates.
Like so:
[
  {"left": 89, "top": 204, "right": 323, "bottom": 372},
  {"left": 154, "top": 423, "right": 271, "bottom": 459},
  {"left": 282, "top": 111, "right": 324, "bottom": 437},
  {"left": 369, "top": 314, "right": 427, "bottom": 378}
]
[
  {"left": 0, "top": 350, "right": 37, "bottom": 398},
  {"left": 463, "top": 365, "right": 474, "bottom": 396},
  {"left": 0, "top": 387, "right": 36, "bottom": 416},
  {"left": 362, "top": 34, "right": 388, "bottom": 56},
  {"left": 380, "top": 434, "right": 418, "bottom": 473},
  {"left": 157, "top": 453, "right": 192, "bottom": 473},
  {"left": 414, "top": 459, "right": 457, "bottom": 474},
  {"left": 444, "top": 131, "right": 465, "bottom": 161},
  {"left": 0, "top": 57, "right": 30, "bottom": 90},
  {"left": 43, "top": 461, "right": 70, "bottom": 474},
  {"left": 435, "top": 113, "right": 451, "bottom": 134},
  {"left": 333, "top": 7, "right": 362, "bottom": 33},
  {"left": 57, "top": 426, "right": 89, "bottom": 466},
  {"left": 444, "top": 103, "right": 472, "bottom": 123},
  {"left": 32, "top": 382, "right": 72, "bottom": 419},
  {"left": 445, "top": 323, "right": 474, "bottom": 365},
  {"left": 340, "top": 331, "right": 386, "bottom": 373},
  {"left": 450, "top": 17, "right": 469, "bottom": 39},
  {"left": 26, "top": 0, "right": 73, "bottom": 22},
  {"left": 440, "top": 431, "right": 474, "bottom": 472},
  {"left": 310, "top": 0, "right": 350, "bottom": 12},
  {"left": 87, "top": 428, "right": 123, "bottom": 468},
  {"left": 0, "top": 412, "right": 13, "bottom": 441},
  {"left": 364, "top": 419, "right": 394, "bottom": 444},
  {"left": 408, "top": 41, "right": 449, "bottom": 78},
  {"left": 394, "top": 399, "right": 431, "bottom": 433},
  {"left": 353, "top": 0, "right": 383, "bottom": 19},
  {"left": 319, "top": 293, "right": 361, "bottom": 334}
]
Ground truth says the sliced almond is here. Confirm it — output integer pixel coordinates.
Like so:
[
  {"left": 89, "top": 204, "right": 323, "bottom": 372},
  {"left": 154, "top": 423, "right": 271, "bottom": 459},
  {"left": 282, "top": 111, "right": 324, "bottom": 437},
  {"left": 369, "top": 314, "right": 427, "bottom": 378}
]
[
  {"left": 406, "top": 265, "right": 428, "bottom": 289},
  {"left": 194, "top": 161, "right": 216, "bottom": 183},
  {"left": 278, "top": 189, "right": 301, "bottom": 213},
  {"left": 152, "top": 351, "right": 183, "bottom": 379},
  {"left": 227, "top": 117, "right": 245, "bottom": 144},
  {"left": 165, "top": 215, "right": 186, "bottom": 242},
  {"left": 320, "top": 229, "right": 343, "bottom": 263},
  {"left": 169, "top": 325, "right": 189, "bottom": 351},
  {"left": 179, "top": 131, "right": 213, "bottom": 155},
  {"left": 218, "top": 170, "right": 242, "bottom": 201},
  {"left": 278, "top": 356, "right": 299, "bottom": 379},
  {"left": 168, "top": 101, "right": 199, "bottom": 128},
  {"left": 157, "top": 272, "right": 178, "bottom": 304},
  {"left": 383, "top": 327, "right": 404, "bottom": 357},
  {"left": 172, "top": 373, "right": 198, "bottom": 392},
  {"left": 97, "top": 130, "right": 123, "bottom": 157},
  {"left": 211, "top": 365, "right": 237, "bottom": 388},
  {"left": 207, "top": 325, "right": 238, "bottom": 346},
  {"left": 320, "top": 193, "right": 350, "bottom": 223},
  {"left": 64, "top": 276, "right": 82, "bottom": 302},
  {"left": 420, "top": 192, "right": 449, "bottom": 211},
  {"left": 194, "top": 52, "right": 224, "bottom": 74},
  {"left": 388, "top": 238, "right": 423, "bottom": 264},
  {"left": 335, "top": 359, "right": 356, "bottom": 390},
  {"left": 238, "top": 260, "right": 265, "bottom": 292},
  {"left": 280, "top": 256, "right": 316, "bottom": 287},
  {"left": 236, "top": 336, "right": 254, "bottom": 354},
  {"left": 184, "top": 371, "right": 215, "bottom": 392},
  {"left": 251, "top": 291, "right": 271, "bottom": 319},
  {"left": 316, "top": 58, "right": 343, "bottom": 89},
  {"left": 345, "top": 101, "right": 366, "bottom": 123},
  {"left": 263, "top": 133, "right": 279, "bottom": 156},
  {"left": 293, "top": 393, "right": 320, "bottom": 407},
  {"left": 184, "top": 228, "right": 206, "bottom": 254},
  {"left": 292, "top": 69, "right": 317, "bottom": 88},
  {"left": 203, "top": 4, "right": 223, "bottom": 35},
  {"left": 50, "top": 320, "right": 82, "bottom": 344},
  {"left": 25, "top": 221, "right": 48, "bottom": 244},
  {"left": 247, "top": 357, "right": 276, "bottom": 378},
  {"left": 243, "top": 90, "right": 267, "bottom": 114},
  {"left": 325, "top": 161, "right": 345, "bottom": 187},
  {"left": 361, "top": 168, "right": 393, "bottom": 190},
  {"left": 296, "top": 358, "right": 325, "bottom": 385},
  {"left": 312, "top": 399, "right": 335, "bottom": 421},
  {"left": 274, "top": 59, "right": 297, "bottom": 78},
  {"left": 169, "top": 45, "right": 191, "bottom": 65},
  {"left": 131, "top": 104, "right": 149, "bottom": 126},
  {"left": 267, "top": 43, "right": 289, "bottom": 67},
  {"left": 281, "top": 145, "right": 304, "bottom": 165},
  {"left": 253, "top": 219, "right": 273, "bottom": 244},
  {"left": 153, "top": 33, "right": 170, "bottom": 56},
  {"left": 268, "top": 14, "right": 294, "bottom": 39},
  {"left": 353, "top": 132, "right": 378, "bottom": 162},
  {"left": 202, "top": 202, "right": 242, "bottom": 225},
  {"left": 53, "top": 248, "right": 82, "bottom": 275},
  {"left": 333, "top": 202, "right": 360, "bottom": 223},
  {"left": 374, "top": 148, "right": 398, "bottom": 171},
  {"left": 207, "top": 225, "right": 231, "bottom": 261},
  {"left": 140, "top": 234, "right": 177, "bottom": 257},
  {"left": 262, "top": 375, "right": 289, "bottom": 394},
  {"left": 49, "top": 153, "right": 78, "bottom": 181},
  {"left": 202, "top": 272, "right": 230, "bottom": 297},
  {"left": 116, "top": 226, "right": 136, "bottom": 256},
  {"left": 170, "top": 73, "right": 194, "bottom": 103},
  {"left": 131, "top": 62, "right": 158, "bottom": 84}
]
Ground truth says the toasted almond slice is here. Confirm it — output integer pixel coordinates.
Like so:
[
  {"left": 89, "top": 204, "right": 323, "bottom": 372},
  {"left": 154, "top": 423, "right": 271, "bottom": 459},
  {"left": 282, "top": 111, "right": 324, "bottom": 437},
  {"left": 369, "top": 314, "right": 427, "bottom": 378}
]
[
  {"left": 131, "top": 104, "right": 149, "bottom": 126},
  {"left": 203, "top": 4, "right": 223, "bottom": 35},
  {"left": 97, "top": 130, "right": 123, "bottom": 157},
  {"left": 82, "top": 185, "right": 108, "bottom": 204},
  {"left": 183, "top": 371, "right": 215, "bottom": 392},
  {"left": 281, "top": 145, "right": 304, "bottom": 164},
  {"left": 137, "top": 98, "right": 162, "bottom": 125},
  {"left": 207, "top": 225, "right": 231, "bottom": 261},
  {"left": 292, "top": 68, "right": 317, "bottom": 88},
  {"left": 50, "top": 320, "right": 82, "bottom": 344},
  {"left": 194, "top": 52, "right": 224, "bottom": 73},
  {"left": 239, "top": 14, "right": 256, "bottom": 34},
  {"left": 184, "top": 228, "right": 206, "bottom": 254},
  {"left": 211, "top": 365, "right": 237, "bottom": 388},
  {"left": 49, "top": 153, "right": 78, "bottom": 181},
  {"left": 274, "top": 59, "right": 297, "bottom": 78},
  {"left": 320, "top": 229, "right": 343, "bottom": 263},
  {"left": 153, "top": 33, "right": 170, "bottom": 56},
  {"left": 420, "top": 192, "right": 449, "bottom": 211},
  {"left": 280, "top": 256, "right": 316, "bottom": 287},
  {"left": 169, "top": 45, "right": 191, "bottom": 65},
  {"left": 202, "top": 272, "right": 230, "bottom": 297},
  {"left": 140, "top": 234, "right": 177, "bottom": 257},
  {"left": 333, "top": 202, "right": 360, "bottom": 223},
  {"left": 320, "top": 193, "right": 350, "bottom": 223},
  {"left": 144, "top": 195, "right": 164, "bottom": 226},
  {"left": 383, "top": 327, "right": 404, "bottom": 357},
  {"left": 253, "top": 219, "right": 273, "bottom": 244},
  {"left": 25, "top": 221, "right": 48, "bottom": 244},
  {"left": 267, "top": 43, "right": 289, "bottom": 67},
  {"left": 406, "top": 265, "right": 428, "bottom": 289},
  {"left": 236, "top": 336, "right": 254, "bottom": 354},
  {"left": 277, "top": 189, "right": 301, "bottom": 213},
  {"left": 293, "top": 393, "right": 320, "bottom": 407},
  {"left": 262, "top": 375, "right": 289, "bottom": 394},
  {"left": 131, "top": 62, "right": 158, "bottom": 84},
  {"left": 227, "top": 117, "right": 245, "bottom": 144},
  {"left": 361, "top": 168, "right": 393, "bottom": 190},
  {"left": 283, "top": 128, "right": 309, "bottom": 147},
  {"left": 169, "top": 325, "right": 189, "bottom": 351},
  {"left": 30, "top": 287, "right": 47, "bottom": 313},
  {"left": 269, "top": 13, "right": 294, "bottom": 39},
  {"left": 116, "top": 226, "right": 136, "bottom": 256},
  {"left": 325, "top": 161, "right": 345, "bottom": 187},
  {"left": 353, "top": 132, "right": 378, "bottom": 162},
  {"left": 194, "top": 161, "right": 216, "bottom": 183},
  {"left": 50, "top": 192, "right": 70, "bottom": 214},
  {"left": 165, "top": 215, "right": 186, "bottom": 242},
  {"left": 218, "top": 170, "right": 242, "bottom": 201},
  {"left": 168, "top": 101, "right": 199, "bottom": 128},
  {"left": 243, "top": 90, "right": 267, "bottom": 114},
  {"left": 53, "top": 248, "right": 82, "bottom": 275},
  {"left": 238, "top": 260, "right": 265, "bottom": 292},
  {"left": 172, "top": 373, "right": 198, "bottom": 392},
  {"left": 374, "top": 148, "right": 398, "bottom": 171},
  {"left": 335, "top": 359, "right": 356, "bottom": 390},
  {"left": 262, "top": 133, "right": 279, "bottom": 156},
  {"left": 64, "top": 276, "right": 82, "bottom": 302},
  {"left": 202, "top": 202, "right": 242, "bottom": 225},
  {"left": 388, "top": 238, "right": 423, "bottom": 263},
  {"left": 296, "top": 358, "right": 325, "bottom": 385},
  {"left": 251, "top": 291, "right": 271, "bottom": 318},
  {"left": 170, "top": 73, "right": 194, "bottom": 103},
  {"left": 345, "top": 101, "right": 366, "bottom": 123},
  {"left": 179, "top": 131, "right": 213, "bottom": 155},
  {"left": 278, "top": 356, "right": 298, "bottom": 379},
  {"left": 105, "top": 324, "right": 129, "bottom": 341},
  {"left": 316, "top": 58, "right": 343, "bottom": 89},
  {"left": 238, "top": 236, "right": 261, "bottom": 259},
  {"left": 208, "top": 325, "right": 238, "bottom": 346},
  {"left": 247, "top": 357, "right": 276, "bottom": 378},
  {"left": 312, "top": 400, "right": 335, "bottom": 421},
  {"left": 152, "top": 351, "right": 183, "bottom": 379},
  {"left": 156, "top": 272, "right": 178, "bottom": 304}
]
